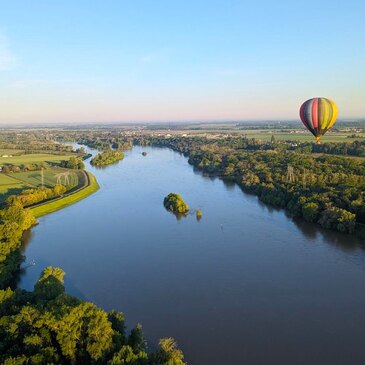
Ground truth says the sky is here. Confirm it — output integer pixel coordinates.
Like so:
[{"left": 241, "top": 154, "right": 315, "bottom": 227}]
[{"left": 0, "top": 0, "right": 364, "bottom": 124}]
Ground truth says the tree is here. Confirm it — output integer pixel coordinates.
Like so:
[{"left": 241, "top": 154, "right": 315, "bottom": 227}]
[
  {"left": 319, "top": 207, "right": 356, "bottom": 233},
  {"left": 151, "top": 338, "right": 186, "bottom": 365},
  {"left": 128, "top": 324, "right": 146, "bottom": 353},
  {"left": 302, "top": 202, "right": 319, "bottom": 222},
  {"left": 34, "top": 267, "right": 65, "bottom": 300},
  {"left": 62, "top": 156, "right": 85, "bottom": 169},
  {"left": 163, "top": 193, "right": 189, "bottom": 214}
]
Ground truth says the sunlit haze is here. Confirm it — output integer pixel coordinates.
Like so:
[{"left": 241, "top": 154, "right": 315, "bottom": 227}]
[{"left": 0, "top": 0, "right": 364, "bottom": 124}]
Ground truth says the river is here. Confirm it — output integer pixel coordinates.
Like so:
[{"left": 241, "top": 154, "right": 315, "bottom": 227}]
[{"left": 21, "top": 144, "right": 365, "bottom": 365}]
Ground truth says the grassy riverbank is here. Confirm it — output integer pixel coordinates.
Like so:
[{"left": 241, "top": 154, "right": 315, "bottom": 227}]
[{"left": 31, "top": 171, "right": 99, "bottom": 217}]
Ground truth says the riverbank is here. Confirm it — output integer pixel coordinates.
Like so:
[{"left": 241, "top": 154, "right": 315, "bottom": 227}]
[
  {"left": 30, "top": 171, "right": 99, "bottom": 217},
  {"left": 20, "top": 145, "right": 365, "bottom": 365}
]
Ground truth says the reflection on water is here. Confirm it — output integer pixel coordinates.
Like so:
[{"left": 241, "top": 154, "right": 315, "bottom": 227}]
[{"left": 20, "top": 145, "right": 365, "bottom": 365}]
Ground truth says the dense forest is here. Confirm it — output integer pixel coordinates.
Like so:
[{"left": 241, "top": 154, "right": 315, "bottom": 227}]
[
  {"left": 91, "top": 150, "right": 124, "bottom": 167},
  {"left": 135, "top": 136, "right": 365, "bottom": 235},
  {"left": 0, "top": 132, "right": 75, "bottom": 154}
]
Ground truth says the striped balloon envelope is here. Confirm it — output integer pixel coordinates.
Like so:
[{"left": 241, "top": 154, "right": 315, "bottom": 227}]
[{"left": 299, "top": 97, "right": 338, "bottom": 143}]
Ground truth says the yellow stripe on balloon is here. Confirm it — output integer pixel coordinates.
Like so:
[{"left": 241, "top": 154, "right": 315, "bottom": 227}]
[
  {"left": 327, "top": 99, "right": 338, "bottom": 129},
  {"left": 319, "top": 98, "right": 331, "bottom": 130}
]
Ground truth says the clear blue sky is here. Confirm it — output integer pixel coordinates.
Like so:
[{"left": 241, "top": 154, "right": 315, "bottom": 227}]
[{"left": 0, "top": 0, "right": 364, "bottom": 123}]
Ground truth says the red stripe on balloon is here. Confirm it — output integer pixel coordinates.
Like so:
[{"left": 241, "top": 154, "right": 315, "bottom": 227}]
[{"left": 312, "top": 98, "right": 319, "bottom": 128}]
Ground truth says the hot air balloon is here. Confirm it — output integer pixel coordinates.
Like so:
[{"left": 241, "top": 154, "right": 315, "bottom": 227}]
[{"left": 299, "top": 97, "right": 338, "bottom": 143}]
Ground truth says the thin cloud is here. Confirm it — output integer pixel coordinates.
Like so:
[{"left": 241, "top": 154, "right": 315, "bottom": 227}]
[
  {"left": 9, "top": 77, "right": 104, "bottom": 89},
  {"left": 138, "top": 48, "right": 172, "bottom": 64},
  {"left": 139, "top": 54, "right": 155, "bottom": 63},
  {"left": 0, "top": 33, "right": 16, "bottom": 71}
]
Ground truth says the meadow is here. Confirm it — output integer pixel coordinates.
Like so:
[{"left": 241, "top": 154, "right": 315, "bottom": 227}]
[
  {"left": 181, "top": 129, "right": 365, "bottom": 142},
  {"left": 0, "top": 152, "right": 73, "bottom": 165},
  {"left": 0, "top": 168, "right": 82, "bottom": 203},
  {"left": 0, "top": 150, "right": 78, "bottom": 203},
  {"left": 241, "top": 131, "right": 365, "bottom": 142},
  {"left": 31, "top": 172, "right": 99, "bottom": 217}
]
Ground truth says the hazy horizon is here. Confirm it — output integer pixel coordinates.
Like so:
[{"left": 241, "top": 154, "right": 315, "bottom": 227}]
[{"left": 1, "top": 1, "right": 364, "bottom": 124}]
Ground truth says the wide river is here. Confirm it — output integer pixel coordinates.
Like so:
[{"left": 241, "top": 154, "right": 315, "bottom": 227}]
[{"left": 21, "top": 145, "right": 365, "bottom": 365}]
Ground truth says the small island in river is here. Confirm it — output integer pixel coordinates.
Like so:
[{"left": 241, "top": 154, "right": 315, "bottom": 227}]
[
  {"left": 164, "top": 193, "right": 189, "bottom": 214},
  {"left": 90, "top": 150, "right": 124, "bottom": 167}
]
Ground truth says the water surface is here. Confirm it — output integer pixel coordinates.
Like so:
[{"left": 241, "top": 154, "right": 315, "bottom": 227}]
[{"left": 21, "top": 145, "right": 365, "bottom": 365}]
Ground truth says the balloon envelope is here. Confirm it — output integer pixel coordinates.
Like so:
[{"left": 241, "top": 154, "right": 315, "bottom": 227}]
[{"left": 299, "top": 97, "right": 338, "bottom": 142}]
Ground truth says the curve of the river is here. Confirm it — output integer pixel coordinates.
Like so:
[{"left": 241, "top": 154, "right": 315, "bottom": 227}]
[{"left": 21, "top": 144, "right": 365, "bottom": 365}]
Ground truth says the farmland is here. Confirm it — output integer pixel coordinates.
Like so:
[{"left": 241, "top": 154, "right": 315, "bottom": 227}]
[
  {"left": 31, "top": 172, "right": 99, "bottom": 217},
  {"left": 166, "top": 129, "right": 365, "bottom": 143},
  {"left": 0, "top": 168, "right": 83, "bottom": 204},
  {"left": 0, "top": 152, "right": 73, "bottom": 165},
  {"left": 0, "top": 150, "right": 78, "bottom": 203},
  {"left": 237, "top": 131, "right": 365, "bottom": 142},
  {"left": 0, "top": 174, "right": 28, "bottom": 199}
]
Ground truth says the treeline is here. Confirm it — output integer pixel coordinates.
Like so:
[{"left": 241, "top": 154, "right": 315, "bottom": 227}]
[
  {"left": 75, "top": 136, "right": 133, "bottom": 152},
  {"left": 135, "top": 136, "right": 365, "bottom": 234},
  {"left": 310, "top": 140, "right": 365, "bottom": 156},
  {"left": 60, "top": 156, "right": 85, "bottom": 169},
  {"left": 0, "top": 131, "right": 74, "bottom": 153},
  {"left": 0, "top": 204, "right": 186, "bottom": 365},
  {"left": 0, "top": 203, "right": 37, "bottom": 289},
  {"left": 6, "top": 184, "right": 67, "bottom": 207},
  {"left": 1, "top": 162, "right": 48, "bottom": 174},
  {"left": 91, "top": 150, "right": 124, "bottom": 167}
]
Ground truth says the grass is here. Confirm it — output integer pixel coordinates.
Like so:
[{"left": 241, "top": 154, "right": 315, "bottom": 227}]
[
  {"left": 12, "top": 168, "right": 80, "bottom": 188},
  {"left": 0, "top": 153, "right": 73, "bottom": 165},
  {"left": 31, "top": 172, "right": 99, "bottom": 217},
  {"left": 0, "top": 149, "right": 25, "bottom": 156},
  {"left": 0, "top": 168, "right": 82, "bottom": 203},
  {"left": 180, "top": 129, "right": 365, "bottom": 143},
  {"left": 0, "top": 174, "right": 29, "bottom": 199},
  {"left": 238, "top": 131, "right": 365, "bottom": 143}
]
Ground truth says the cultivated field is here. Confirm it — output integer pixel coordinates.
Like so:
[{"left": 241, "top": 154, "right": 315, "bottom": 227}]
[
  {"left": 31, "top": 172, "right": 99, "bottom": 217},
  {"left": 240, "top": 131, "right": 365, "bottom": 142},
  {"left": 0, "top": 149, "right": 25, "bottom": 156},
  {"left": 0, "top": 168, "right": 84, "bottom": 204},
  {"left": 0, "top": 174, "right": 29, "bottom": 198},
  {"left": 0, "top": 152, "right": 73, "bottom": 165}
]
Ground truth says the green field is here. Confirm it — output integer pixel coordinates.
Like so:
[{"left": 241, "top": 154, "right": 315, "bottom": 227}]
[
  {"left": 232, "top": 131, "right": 365, "bottom": 143},
  {"left": 178, "top": 128, "right": 365, "bottom": 143},
  {"left": 0, "top": 152, "right": 73, "bottom": 165},
  {"left": 0, "top": 151, "right": 78, "bottom": 203},
  {"left": 0, "top": 174, "right": 29, "bottom": 198},
  {"left": 0, "top": 149, "right": 25, "bottom": 156},
  {"left": 11, "top": 168, "right": 80, "bottom": 188},
  {"left": 31, "top": 172, "right": 99, "bottom": 217},
  {"left": 0, "top": 167, "right": 83, "bottom": 203}
]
